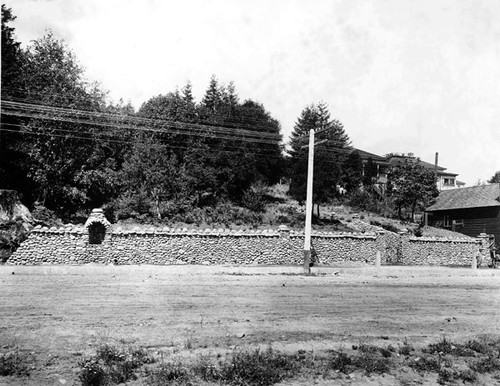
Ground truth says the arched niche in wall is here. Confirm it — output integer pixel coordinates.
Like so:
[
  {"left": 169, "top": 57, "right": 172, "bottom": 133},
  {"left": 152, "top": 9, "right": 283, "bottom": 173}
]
[{"left": 84, "top": 208, "right": 112, "bottom": 245}]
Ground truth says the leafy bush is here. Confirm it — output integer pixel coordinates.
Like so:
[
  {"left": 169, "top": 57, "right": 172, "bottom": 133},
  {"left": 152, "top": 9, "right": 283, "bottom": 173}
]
[
  {"left": 31, "top": 202, "right": 61, "bottom": 227},
  {"left": 241, "top": 185, "right": 267, "bottom": 212},
  {"left": 370, "top": 220, "right": 401, "bottom": 233},
  {"left": 78, "top": 358, "right": 108, "bottom": 386},
  {"left": 0, "top": 220, "right": 31, "bottom": 262}
]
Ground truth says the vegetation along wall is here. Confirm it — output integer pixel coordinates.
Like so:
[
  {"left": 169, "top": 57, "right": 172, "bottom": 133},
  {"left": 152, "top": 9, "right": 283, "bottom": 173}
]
[{"left": 8, "top": 225, "right": 488, "bottom": 268}]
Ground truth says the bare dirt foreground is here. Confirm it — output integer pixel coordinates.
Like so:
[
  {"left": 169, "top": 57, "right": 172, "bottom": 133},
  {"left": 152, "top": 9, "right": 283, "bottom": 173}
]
[{"left": 0, "top": 264, "right": 499, "bottom": 385}]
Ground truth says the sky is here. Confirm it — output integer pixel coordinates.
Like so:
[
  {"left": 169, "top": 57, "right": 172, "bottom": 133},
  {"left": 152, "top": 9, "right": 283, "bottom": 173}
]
[{"left": 5, "top": 0, "right": 500, "bottom": 186}]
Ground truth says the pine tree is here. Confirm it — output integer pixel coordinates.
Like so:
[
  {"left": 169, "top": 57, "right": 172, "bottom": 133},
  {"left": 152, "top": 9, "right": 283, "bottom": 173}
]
[{"left": 289, "top": 102, "right": 351, "bottom": 217}]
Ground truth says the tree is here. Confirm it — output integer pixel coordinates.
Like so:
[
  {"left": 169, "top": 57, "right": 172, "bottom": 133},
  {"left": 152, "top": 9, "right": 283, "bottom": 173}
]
[
  {"left": 386, "top": 157, "right": 439, "bottom": 221},
  {"left": 119, "top": 134, "right": 189, "bottom": 219},
  {"left": 1, "top": 5, "right": 24, "bottom": 96},
  {"left": 1, "top": 5, "right": 30, "bottom": 196},
  {"left": 21, "top": 33, "right": 108, "bottom": 213},
  {"left": 488, "top": 171, "right": 500, "bottom": 184},
  {"left": 236, "top": 100, "right": 284, "bottom": 185},
  {"left": 288, "top": 102, "right": 351, "bottom": 217}
]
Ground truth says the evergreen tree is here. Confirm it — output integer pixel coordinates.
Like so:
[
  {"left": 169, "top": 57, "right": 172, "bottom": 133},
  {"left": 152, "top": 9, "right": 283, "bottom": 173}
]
[
  {"left": 1, "top": 5, "right": 30, "bottom": 196},
  {"left": 289, "top": 102, "right": 351, "bottom": 216},
  {"left": 488, "top": 171, "right": 500, "bottom": 183}
]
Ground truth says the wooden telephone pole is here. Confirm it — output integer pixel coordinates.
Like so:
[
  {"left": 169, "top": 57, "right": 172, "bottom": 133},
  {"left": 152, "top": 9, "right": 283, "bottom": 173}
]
[
  {"left": 303, "top": 129, "right": 315, "bottom": 274},
  {"left": 301, "top": 128, "right": 330, "bottom": 275}
]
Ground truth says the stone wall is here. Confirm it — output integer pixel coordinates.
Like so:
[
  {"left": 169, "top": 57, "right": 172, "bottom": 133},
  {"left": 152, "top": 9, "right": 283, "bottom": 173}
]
[
  {"left": 7, "top": 226, "right": 382, "bottom": 266},
  {"left": 400, "top": 235, "right": 486, "bottom": 266},
  {"left": 8, "top": 223, "right": 489, "bottom": 267}
]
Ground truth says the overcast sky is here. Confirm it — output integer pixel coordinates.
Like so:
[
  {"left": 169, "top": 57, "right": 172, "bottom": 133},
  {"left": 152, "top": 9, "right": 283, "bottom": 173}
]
[{"left": 6, "top": 0, "right": 500, "bottom": 186}]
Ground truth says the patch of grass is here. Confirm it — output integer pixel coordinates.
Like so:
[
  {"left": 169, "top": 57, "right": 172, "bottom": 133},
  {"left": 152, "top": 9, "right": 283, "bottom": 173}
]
[
  {"left": 79, "top": 344, "right": 155, "bottom": 386},
  {"left": 424, "top": 336, "right": 454, "bottom": 355},
  {"left": 353, "top": 351, "right": 390, "bottom": 375},
  {"left": 409, "top": 355, "right": 441, "bottom": 372},
  {"left": 147, "top": 362, "right": 191, "bottom": 385},
  {"left": 470, "top": 354, "right": 500, "bottom": 373},
  {"left": 438, "top": 367, "right": 477, "bottom": 385},
  {"left": 399, "top": 340, "right": 415, "bottom": 356},
  {"left": 0, "top": 349, "right": 34, "bottom": 377},
  {"left": 327, "top": 344, "right": 393, "bottom": 375},
  {"left": 328, "top": 351, "right": 352, "bottom": 373},
  {"left": 146, "top": 347, "right": 303, "bottom": 386},
  {"left": 217, "top": 347, "right": 301, "bottom": 385}
]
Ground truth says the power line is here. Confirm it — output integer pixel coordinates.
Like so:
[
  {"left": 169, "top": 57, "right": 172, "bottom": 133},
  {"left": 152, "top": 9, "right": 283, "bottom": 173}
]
[
  {"left": 0, "top": 124, "right": 288, "bottom": 159},
  {"left": 1, "top": 92, "right": 284, "bottom": 134},
  {"left": 1, "top": 100, "right": 283, "bottom": 145}
]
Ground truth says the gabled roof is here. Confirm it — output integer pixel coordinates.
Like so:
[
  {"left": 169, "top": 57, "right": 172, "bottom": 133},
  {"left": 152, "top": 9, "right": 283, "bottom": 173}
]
[
  {"left": 351, "top": 148, "right": 390, "bottom": 165},
  {"left": 426, "top": 183, "right": 500, "bottom": 211}
]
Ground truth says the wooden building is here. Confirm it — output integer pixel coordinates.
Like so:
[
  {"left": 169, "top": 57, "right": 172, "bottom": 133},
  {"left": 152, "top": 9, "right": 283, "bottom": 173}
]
[{"left": 425, "top": 183, "right": 500, "bottom": 241}]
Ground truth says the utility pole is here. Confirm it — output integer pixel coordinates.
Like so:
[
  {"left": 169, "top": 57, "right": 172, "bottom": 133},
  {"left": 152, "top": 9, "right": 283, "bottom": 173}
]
[
  {"left": 303, "top": 129, "right": 315, "bottom": 275},
  {"left": 300, "top": 127, "right": 329, "bottom": 275}
]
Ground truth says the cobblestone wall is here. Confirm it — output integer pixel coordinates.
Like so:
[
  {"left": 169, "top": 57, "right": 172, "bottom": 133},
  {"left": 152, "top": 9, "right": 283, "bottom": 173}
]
[
  {"left": 7, "top": 225, "right": 381, "bottom": 266},
  {"left": 8, "top": 220, "right": 485, "bottom": 267},
  {"left": 400, "top": 235, "right": 483, "bottom": 266}
]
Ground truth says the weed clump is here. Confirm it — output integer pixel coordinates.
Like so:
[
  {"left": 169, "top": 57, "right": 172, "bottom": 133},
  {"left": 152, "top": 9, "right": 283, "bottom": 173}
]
[
  {"left": 470, "top": 355, "right": 500, "bottom": 373},
  {"left": 146, "top": 362, "right": 190, "bottom": 385},
  {"left": 78, "top": 344, "right": 154, "bottom": 386},
  {"left": 409, "top": 355, "right": 441, "bottom": 372},
  {"left": 328, "top": 351, "right": 352, "bottom": 373},
  {"left": 0, "top": 349, "right": 34, "bottom": 377},
  {"left": 217, "top": 347, "right": 301, "bottom": 385},
  {"left": 438, "top": 367, "right": 477, "bottom": 385}
]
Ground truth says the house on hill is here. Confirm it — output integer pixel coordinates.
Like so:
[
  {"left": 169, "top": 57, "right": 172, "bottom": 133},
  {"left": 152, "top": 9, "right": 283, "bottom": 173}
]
[
  {"left": 385, "top": 152, "right": 464, "bottom": 191},
  {"left": 425, "top": 183, "right": 500, "bottom": 241}
]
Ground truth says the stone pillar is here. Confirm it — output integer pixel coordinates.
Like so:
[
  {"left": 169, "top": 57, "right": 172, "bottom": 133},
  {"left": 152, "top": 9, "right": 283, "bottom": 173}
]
[
  {"left": 477, "top": 233, "right": 490, "bottom": 267},
  {"left": 278, "top": 225, "right": 290, "bottom": 239}
]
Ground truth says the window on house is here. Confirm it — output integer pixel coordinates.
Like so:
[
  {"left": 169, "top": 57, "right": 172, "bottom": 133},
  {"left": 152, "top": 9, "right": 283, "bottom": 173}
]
[
  {"left": 443, "top": 178, "right": 455, "bottom": 186},
  {"left": 88, "top": 222, "right": 106, "bottom": 244}
]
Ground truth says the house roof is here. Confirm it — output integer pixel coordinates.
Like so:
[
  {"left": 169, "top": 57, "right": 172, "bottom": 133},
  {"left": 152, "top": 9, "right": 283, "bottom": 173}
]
[
  {"left": 385, "top": 154, "right": 447, "bottom": 171},
  {"left": 426, "top": 183, "right": 500, "bottom": 211},
  {"left": 351, "top": 148, "right": 390, "bottom": 165}
]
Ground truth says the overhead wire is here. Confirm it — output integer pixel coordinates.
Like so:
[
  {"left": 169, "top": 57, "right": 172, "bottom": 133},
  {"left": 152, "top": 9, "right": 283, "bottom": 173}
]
[
  {"left": 1, "top": 87, "right": 282, "bottom": 128},
  {"left": 1, "top": 100, "right": 282, "bottom": 145},
  {"left": 1, "top": 91, "right": 284, "bottom": 134}
]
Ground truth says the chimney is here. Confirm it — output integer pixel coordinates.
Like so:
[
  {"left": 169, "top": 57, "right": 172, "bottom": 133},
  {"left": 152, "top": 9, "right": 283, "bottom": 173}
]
[{"left": 434, "top": 152, "right": 438, "bottom": 172}]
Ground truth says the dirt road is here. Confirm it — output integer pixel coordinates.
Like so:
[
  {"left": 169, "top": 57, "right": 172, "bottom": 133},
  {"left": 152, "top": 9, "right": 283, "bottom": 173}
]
[{"left": 1, "top": 265, "right": 499, "bottom": 385}]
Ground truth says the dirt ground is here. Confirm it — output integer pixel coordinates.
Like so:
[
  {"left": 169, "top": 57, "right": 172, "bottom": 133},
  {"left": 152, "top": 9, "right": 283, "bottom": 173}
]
[{"left": 0, "top": 264, "right": 499, "bottom": 385}]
